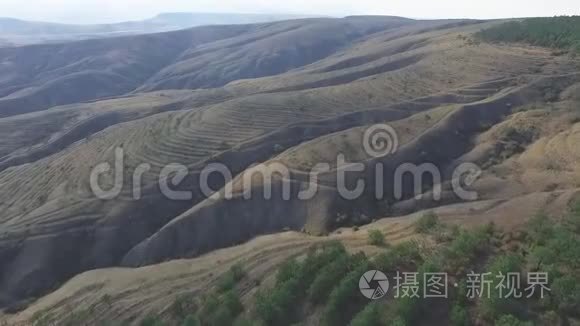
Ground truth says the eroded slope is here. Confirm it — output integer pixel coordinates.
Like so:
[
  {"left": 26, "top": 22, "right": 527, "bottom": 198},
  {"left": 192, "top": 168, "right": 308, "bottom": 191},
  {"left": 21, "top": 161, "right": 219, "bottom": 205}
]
[{"left": 0, "top": 18, "right": 579, "bottom": 311}]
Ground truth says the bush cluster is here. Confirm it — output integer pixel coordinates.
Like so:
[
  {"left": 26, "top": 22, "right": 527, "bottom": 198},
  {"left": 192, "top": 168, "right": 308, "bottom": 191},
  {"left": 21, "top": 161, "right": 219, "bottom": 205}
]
[
  {"left": 256, "top": 241, "right": 352, "bottom": 325},
  {"left": 476, "top": 16, "right": 580, "bottom": 53}
]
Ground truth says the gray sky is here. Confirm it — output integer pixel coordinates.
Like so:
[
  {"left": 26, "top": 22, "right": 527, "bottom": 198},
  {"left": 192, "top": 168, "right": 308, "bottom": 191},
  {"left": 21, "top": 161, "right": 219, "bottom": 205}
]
[{"left": 1, "top": 0, "right": 578, "bottom": 24}]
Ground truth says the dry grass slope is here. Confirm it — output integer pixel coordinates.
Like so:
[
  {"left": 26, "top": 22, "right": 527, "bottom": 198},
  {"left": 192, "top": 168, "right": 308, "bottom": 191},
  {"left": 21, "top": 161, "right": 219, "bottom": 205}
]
[{"left": 0, "top": 17, "right": 579, "bottom": 318}]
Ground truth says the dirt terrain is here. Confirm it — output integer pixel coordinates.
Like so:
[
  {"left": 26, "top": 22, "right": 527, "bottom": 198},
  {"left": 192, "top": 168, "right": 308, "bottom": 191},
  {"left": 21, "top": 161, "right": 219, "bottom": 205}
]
[{"left": 0, "top": 15, "right": 578, "bottom": 325}]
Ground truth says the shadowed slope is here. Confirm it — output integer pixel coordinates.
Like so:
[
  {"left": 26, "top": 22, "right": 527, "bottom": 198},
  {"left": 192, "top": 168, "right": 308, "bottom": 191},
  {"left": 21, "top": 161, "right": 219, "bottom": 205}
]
[
  {"left": 5, "top": 188, "right": 578, "bottom": 325},
  {"left": 0, "top": 17, "right": 415, "bottom": 118},
  {"left": 121, "top": 74, "right": 580, "bottom": 267},
  {"left": 138, "top": 16, "right": 414, "bottom": 91},
  {"left": 0, "top": 18, "right": 579, "bottom": 310},
  {"left": 0, "top": 13, "right": 319, "bottom": 45},
  {"left": 0, "top": 25, "right": 250, "bottom": 118}
]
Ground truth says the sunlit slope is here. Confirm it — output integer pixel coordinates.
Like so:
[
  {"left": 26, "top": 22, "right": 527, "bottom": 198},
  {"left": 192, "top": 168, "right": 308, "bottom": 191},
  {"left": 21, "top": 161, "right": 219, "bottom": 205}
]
[{"left": 0, "top": 17, "right": 579, "bottom": 309}]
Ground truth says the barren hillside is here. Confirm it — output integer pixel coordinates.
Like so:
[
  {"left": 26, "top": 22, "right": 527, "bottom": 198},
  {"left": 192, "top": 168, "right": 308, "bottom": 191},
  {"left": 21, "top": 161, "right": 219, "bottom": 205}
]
[
  {"left": 0, "top": 13, "right": 318, "bottom": 46},
  {"left": 0, "top": 16, "right": 413, "bottom": 118},
  {"left": 0, "top": 15, "right": 579, "bottom": 326}
]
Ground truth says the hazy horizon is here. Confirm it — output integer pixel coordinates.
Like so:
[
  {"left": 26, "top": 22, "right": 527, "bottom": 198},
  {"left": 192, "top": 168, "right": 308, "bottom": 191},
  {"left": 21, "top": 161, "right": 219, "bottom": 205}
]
[
  {"left": 0, "top": 11, "right": 324, "bottom": 25},
  {"left": 0, "top": 0, "right": 578, "bottom": 25}
]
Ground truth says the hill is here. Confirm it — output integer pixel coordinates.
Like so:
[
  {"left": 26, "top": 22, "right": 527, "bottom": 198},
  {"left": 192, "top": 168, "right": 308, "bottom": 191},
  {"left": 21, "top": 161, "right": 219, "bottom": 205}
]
[
  {"left": 148, "top": 12, "right": 323, "bottom": 28},
  {"left": 0, "top": 16, "right": 413, "bottom": 118},
  {"left": 0, "top": 16, "right": 579, "bottom": 325},
  {"left": 476, "top": 16, "right": 580, "bottom": 54},
  {"left": 6, "top": 200, "right": 580, "bottom": 325},
  {"left": 0, "top": 13, "right": 318, "bottom": 45}
]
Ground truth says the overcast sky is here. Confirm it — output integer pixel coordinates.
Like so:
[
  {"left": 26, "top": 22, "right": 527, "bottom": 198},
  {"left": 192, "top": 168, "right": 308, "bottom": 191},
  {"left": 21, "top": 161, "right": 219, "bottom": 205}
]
[{"left": 0, "top": 0, "right": 578, "bottom": 24}]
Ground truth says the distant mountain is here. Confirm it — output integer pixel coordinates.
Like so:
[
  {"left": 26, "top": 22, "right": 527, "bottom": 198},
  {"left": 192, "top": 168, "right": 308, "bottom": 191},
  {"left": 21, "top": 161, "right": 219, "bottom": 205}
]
[
  {"left": 0, "top": 16, "right": 411, "bottom": 117},
  {"left": 147, "top": 12, "right": 322, "bottom": 28},
  {"left": 0, "top": 12, "right": 320, "bottom": 45}
]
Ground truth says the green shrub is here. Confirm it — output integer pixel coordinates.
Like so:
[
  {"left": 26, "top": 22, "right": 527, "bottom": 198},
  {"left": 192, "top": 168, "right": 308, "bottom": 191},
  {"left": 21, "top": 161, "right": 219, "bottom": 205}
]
[
  {"left": 388, "top": 260, "right": 442, "bottom": 325},
  {"left": 349, "top": 303, "right": 382, "bottom": 326},
  {"left": 233, "top": 318, "right": 259, "bottom": 326},
  {"left": 374, "top": 241, "right": 422, "bottom": 271},
  {"left": 199, "top": 290, "right": 244, "bottom": 326},
  {"left": 455, "top": 279, "right": 469, "bottom": 306},
  {"left": 450, "top": 304, "right": 470, "bottom": 326},
  {"left": 255, "top": 278, "right": 300, "bottom": 325},
  {"left": 481, "top": 254, "right": 524, "bottom": 319},
  {"left": 218, "top": 263, "right": 245, "bottom": 292},
  {"left": 551, "top": 275, "right": 580, "bottom": 313},
  {"left": 390, "top": 241, "right": 422, "bottom": 262},
  {"left": 571, "top": 200, "right": 580, "bottom": 215},
  {"left": 257, "top": 242, "right": 349, "bottom": 325},
  {"left": 181, "top": 315, "right": 200, "bottom": 326},
  {"left": 141, "top": 316, "right": 165, "bottom": 326},
  {"left": 529, "top": 225, "right": 580, "bottom": 269},
  {"left": 476, "top": 16, "right": 580, "bottom": 53},
  {"left": 392, "top": 296, "right": 421, "bottom": 324},
  {"left": 297, "top": 242, "right": 349, "bottom": 289},
  {"left": 415, "top": 212, "right": 439, "bottom": 233},
  {"left": 276, "top": 259, "right": 301, "bottom": 284},
  {"left": 217, "top": 277, "right": 236, "bottom": 293},
  {"left": 308, "top": 253, "right": 350, "bottom": 303},
  {"left": 199, "top": 294, "right": 220, "bottom": 319},
  {"left": 565, "top": 201, "right": 580, "bottom": 233},
  {"left": 442, "top": 226, "right": 492, "bottom": 272},
  {"left": 525, "top": 214, "right": 554, "bottom": 246},
  {"left": 495, "top": 314, "right": 532, "bottom": 326},
  {"left": 222, "top": 290, "right": 244, "bottom": 316},
  {"left": 322, "top": 260, "right": 371, "bottom": 326},
  {"left": 390, "top": 317, "right": 407, "bottom": 326},
  {"left": 206, "top": 306, "right": 235, "bottom": 326},
  {"left": 368, "top": 229, "right": 386, "bottom": 246}
]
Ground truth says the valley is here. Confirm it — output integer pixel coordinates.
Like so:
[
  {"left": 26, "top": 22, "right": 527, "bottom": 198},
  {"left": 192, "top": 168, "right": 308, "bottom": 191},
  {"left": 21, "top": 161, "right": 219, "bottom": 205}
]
[{"left": 0, "top": 14, "right": 578, "bottom": 326}]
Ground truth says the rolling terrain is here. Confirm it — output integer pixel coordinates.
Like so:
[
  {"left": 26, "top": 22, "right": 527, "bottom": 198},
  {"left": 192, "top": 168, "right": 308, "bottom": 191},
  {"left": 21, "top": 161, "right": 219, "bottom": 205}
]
[
  {"left": 0, "top": 16, "right": 412, "bottom": 119},
  {"left": 0, "top": 15, "right": 579, "bottom": 325},
  {"left": 0, "top": 13, "right": 317, "bottom": 46}
]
